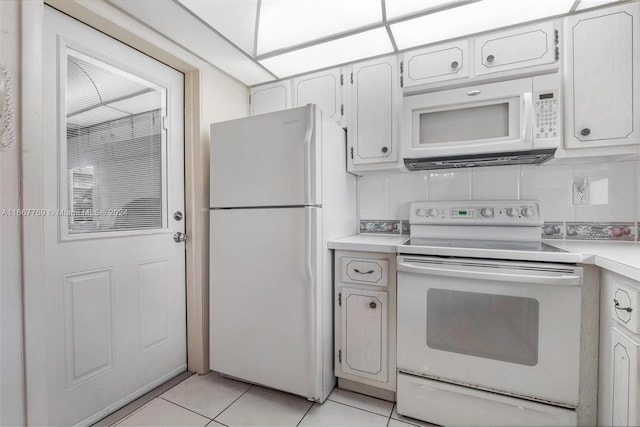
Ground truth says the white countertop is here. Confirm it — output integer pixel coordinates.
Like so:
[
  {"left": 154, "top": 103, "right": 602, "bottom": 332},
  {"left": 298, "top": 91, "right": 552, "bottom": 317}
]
[
  {"left": 544, "top": 240, "right": 640, "bottom": 282},
  {"left": 328, "top": 234, "right": 409, "bottom": 253},
  {"left": 328, "top": 234, "right": 640, "bottom": 282}
]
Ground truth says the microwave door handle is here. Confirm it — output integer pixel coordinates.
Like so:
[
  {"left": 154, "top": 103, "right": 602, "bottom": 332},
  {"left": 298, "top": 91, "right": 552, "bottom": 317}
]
[
  {"left": 521, "top": 91, "right": 533, "bottom": 144},
  {"left": 397, "top": 261, "right": 581, "bottom": 286}
]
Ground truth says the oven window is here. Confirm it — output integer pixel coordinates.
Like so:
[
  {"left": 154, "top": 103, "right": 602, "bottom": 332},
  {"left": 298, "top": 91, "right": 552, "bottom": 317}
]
[
  {"left": 426, "top": 289, "right": 539, "bottom": 366},
  {"left": 418, "top": 102, "right": 509, "bottom": 145}
]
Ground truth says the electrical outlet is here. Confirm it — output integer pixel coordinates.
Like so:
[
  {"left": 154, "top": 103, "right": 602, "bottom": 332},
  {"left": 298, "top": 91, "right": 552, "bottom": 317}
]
[{"left": 573, "top": 182, "right": 590, "bottom": 205}]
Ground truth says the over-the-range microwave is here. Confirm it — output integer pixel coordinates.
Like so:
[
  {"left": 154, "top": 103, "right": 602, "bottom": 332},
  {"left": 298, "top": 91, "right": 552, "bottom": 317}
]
[{"left": 402, "top": 74, "right": 561, "bottom": 170}]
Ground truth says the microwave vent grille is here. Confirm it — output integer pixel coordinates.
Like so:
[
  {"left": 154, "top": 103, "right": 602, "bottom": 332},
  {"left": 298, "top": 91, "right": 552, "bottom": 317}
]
[{"left": 404, "top": 148, "right": 556, "bottom": 171}]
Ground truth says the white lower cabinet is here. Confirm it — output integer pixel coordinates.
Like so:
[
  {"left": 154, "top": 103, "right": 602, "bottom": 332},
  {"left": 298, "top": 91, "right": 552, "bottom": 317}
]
[
  {"left": 340, "top": 287, "right": 388, "bottom": 383},
  {"left": 611, "top": 328, "right": 640, "bottom": 427},
  {"left": 334, "top": 250, "right": 396, "bottom": 396},
  {"left": 600, "top": 270, "right": 640, "bottom": 426}
]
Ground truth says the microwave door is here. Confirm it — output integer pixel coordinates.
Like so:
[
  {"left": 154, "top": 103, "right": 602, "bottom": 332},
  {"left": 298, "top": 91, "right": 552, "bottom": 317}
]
[{"left": 403, "top": 78, "right": 535, "bottom": 159}]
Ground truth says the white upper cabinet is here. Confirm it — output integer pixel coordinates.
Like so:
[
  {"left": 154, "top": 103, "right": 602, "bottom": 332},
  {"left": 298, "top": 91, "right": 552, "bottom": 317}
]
[
  {"left": 250, "top": 80, "right": 291, "bottom": 115},
  {"left": 348, "top": 56, "right": 400, "bottom": 170},
  {"left": 402, "top": 40, "right": 470, "bottom": 88},
  {"left": 564, "top": 2, "right": 640, "bottom": 149},
  {"left": 475, "top": 22, "right": 558, "bottom": 75},
  {"left": 292, "top": 67, "right": 346, "bottom": 126}
]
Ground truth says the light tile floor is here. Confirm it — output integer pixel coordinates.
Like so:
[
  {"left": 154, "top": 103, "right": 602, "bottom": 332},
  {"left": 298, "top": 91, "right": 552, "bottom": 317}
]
[{"left": 112, "top": 372, "right": 437, "bottom": 427}]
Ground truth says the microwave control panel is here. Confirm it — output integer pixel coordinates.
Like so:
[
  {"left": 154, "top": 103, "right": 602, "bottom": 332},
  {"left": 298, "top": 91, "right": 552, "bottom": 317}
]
[{"left": 534, "top": 90, "right": 559, "bottom": 140}]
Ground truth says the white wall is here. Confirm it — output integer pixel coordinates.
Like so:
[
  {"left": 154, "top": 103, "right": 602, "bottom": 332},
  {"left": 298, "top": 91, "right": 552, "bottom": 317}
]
[
  {"left": 358, "top": 159, "right": 640, "bottom": 223},
  {"left": 0, "top": 1, "right": 25, "bottom": 425}
]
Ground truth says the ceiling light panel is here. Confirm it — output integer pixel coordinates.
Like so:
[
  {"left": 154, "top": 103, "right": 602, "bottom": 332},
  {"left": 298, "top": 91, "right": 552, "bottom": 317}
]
[
  {"left": 257, "top": 0, "right": 383, "bottom": 56},
  {"left": 391, "top": 0, "right": 575, "bottom": 50},
  {"left": 259, "top": 28, "right": 394, "bottom": 78},
  {"left": 177, "top": 0, "right": 258, "bottom": 55},
  {"left": 385, "top": 0, "right": 471, "bottom": 20}
]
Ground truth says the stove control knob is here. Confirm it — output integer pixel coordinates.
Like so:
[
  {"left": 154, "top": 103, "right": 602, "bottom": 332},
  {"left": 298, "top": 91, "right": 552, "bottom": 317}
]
[
  {"left": 521, "top": 207, "right": 535, "bottom": 218},
  {"left": 427, "top": 208, "right": 439, "bottom": 217},
  {"left": 416, "top": 208, "right": 427, "bottom": 217},
  {"left": 506, "top": 208, "right": 519, "bottom": 217},
  {"left": 480, "top": 208, "right": 494, "bottom": 218}
]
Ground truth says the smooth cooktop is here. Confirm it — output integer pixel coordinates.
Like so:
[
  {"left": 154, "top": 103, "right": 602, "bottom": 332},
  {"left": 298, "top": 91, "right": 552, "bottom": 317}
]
[
  {"left": 398, "top": 238, "right": 588, "bottom": 263},
  {"left": 404, "top": 238, "right": 567, "bottom": 252}
]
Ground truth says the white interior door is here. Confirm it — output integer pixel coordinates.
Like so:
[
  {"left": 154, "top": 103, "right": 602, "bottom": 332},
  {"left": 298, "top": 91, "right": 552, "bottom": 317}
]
[{"left": 42, "top": 8, "right": 186, "bottom": 425}]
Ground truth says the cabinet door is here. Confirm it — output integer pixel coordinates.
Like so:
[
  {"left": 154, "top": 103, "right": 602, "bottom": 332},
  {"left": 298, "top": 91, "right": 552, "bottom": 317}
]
[
  {"left": 611, "top": 328, "right": 640, "bottom": 427},
  {"left": 349, "top": 56, "right": 399, "bottom": 165},
  {"left": 292, "top": 68, "right": 345, "bottom": 126},
  {"left": 564, "top": 3, "right": 640, "bottom": 149},
  {"left": 250, "top": 80, "right": 291, "bottom": 115},
  {"left": 475, "top": 22, "right": 557, "bottom": 76},
  {"left": 341, "top": 287, "right": 388, "bottom": 382},
  {"left": 403, "top": 40, "right": 469, "bottom": 87}
]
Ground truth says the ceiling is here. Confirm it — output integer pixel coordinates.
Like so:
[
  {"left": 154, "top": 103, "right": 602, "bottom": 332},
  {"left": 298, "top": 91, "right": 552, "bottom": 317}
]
[{"left": 108, "top": 0, "right": 620, "bottom": 86}]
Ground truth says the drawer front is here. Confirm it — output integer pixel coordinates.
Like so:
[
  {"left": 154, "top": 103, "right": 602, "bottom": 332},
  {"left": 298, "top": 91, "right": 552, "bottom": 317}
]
[
  {"left": 397, "top": 373, "right": 577, "bottom": 427},
  {"left": 341, "top": 257, "right": 389, "bottom": 286},
  {"left": 611, "top": 281, "right": 640, "bottom": 334}
]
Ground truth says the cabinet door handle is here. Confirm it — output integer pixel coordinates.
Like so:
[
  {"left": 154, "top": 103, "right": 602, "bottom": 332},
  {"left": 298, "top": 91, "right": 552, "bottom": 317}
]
[
  {"left": 450, "top": 61, "right": 459, "bottom": 69},
  {"left": 381, "top": 146, "right": 388, "bottom": 154},
  {"left": 486, "top": 54, "right": 495, "bottom": 63},
  {"left": 581, "top": 128, "right": 591, "bottom": 136},
  {"left": 614, "top": 299, "right": 633, "bottom": 313},
  {"left": 354, "top": 269, "right": 374, "bottom": 274},
  {"left": 369, "top": 301, "right": 377, "bottom": 309}
]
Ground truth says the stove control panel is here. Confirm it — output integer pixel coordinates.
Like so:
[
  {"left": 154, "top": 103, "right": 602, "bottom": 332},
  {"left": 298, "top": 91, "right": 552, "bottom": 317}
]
[{"left": 410, "top": 201, "right": 542, "bottom": 226}]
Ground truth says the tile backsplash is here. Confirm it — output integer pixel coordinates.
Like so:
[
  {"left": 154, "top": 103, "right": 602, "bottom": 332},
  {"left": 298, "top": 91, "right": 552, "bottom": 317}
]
[{"left": 357, "top": 160, "right": 640, "bottom": 239}]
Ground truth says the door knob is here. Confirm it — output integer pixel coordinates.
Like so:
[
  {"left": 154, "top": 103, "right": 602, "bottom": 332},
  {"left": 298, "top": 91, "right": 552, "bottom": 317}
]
[
  {"left": 173, "top": 232, "right": 186, "bottom": 243},
  {"left": 450, "top": 61, "right": 459, "bottom": 69},
  {"left": 486, "top": 54, "right": 495, "bottom": 63},
  {"left": 369, "top": 301, "right": 377, "bottom": 309},
  {"left": 581, "top": 128, "right": 591, "bottom": 136}
]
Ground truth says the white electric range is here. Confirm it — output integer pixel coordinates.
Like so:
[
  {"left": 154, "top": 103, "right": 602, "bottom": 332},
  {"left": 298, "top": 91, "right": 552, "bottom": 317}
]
[{"left": 395, "top": 201, "right": 598, "bottom": 427}]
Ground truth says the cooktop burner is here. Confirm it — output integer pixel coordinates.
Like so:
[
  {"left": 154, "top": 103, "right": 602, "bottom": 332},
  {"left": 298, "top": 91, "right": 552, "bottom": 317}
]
[{"left": 404, "top": 238, "right": 567, "bottom": 253}]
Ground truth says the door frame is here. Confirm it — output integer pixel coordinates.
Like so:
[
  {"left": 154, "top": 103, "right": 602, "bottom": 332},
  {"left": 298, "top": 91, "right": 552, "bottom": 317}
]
[{"left": 21, "top": 1, "right": 231, "bottom": 424}]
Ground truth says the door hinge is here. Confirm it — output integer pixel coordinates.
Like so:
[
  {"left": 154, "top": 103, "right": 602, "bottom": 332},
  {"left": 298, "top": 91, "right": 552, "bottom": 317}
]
[
  {"left": 338, "top": 349, "right": 342, "bottom": 363},
  {"left": 249, "top": 94, "right": 252, "bottom": 105},
  {"left": 350, "top": 72, "right": 353, "bottom": 84},
  {"left": 341, "top": 104, "right": 344, "bottom": 117},
  {"left": 555, "top": 46, "right": 560, "bottom": 62},
  {"left": 338, "top": 292, "right": 342, "bottom": 306},
  {"left": 162, "top": 116, "right": 168, "bottom": 130},
  {"left": 400, "top": 61, "right": 404, "bottom": 74},
  {"left": 400, "top": 75, "right": 404, "bottom": 88},
  {"left": 349, "top": 147, "right": 354, "bottom": 160},
  {"left": 554, "top": 29, "right": 559, "bottom": 45},
  {"left": 340, "top": 74, "right": 344, "bottom": 86}
]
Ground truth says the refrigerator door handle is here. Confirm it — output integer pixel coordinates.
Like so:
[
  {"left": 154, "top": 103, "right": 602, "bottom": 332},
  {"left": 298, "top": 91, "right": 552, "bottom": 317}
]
[
  {"left": 305, "top": 207, "right": 320, "bottom": 398},
  {"left": 303, "top": 106, "right": 316, "bottom": 205}
]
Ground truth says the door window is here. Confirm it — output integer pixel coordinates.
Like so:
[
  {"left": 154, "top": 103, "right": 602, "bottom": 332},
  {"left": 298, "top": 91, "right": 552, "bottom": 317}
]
[
  {"left": 64, "top": 49, "right": 166, "bottom": 235},
  {"left": 426, "top": 288, "right": 539, "bottom": 366}
]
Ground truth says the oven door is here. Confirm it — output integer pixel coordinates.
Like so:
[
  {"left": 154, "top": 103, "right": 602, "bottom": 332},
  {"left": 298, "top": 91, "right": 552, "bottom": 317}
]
[
  {"left": 402, "top": 78, "right": 533, "bottom": 158},
  {"left": 397, "top": 255, "right": 583, "bottom": 406}
]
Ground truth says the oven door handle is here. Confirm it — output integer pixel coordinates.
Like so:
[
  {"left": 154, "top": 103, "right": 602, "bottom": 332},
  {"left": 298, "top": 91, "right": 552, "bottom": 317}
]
[{"left": 397, "top": 262, "right": 581, "bottom": 286}]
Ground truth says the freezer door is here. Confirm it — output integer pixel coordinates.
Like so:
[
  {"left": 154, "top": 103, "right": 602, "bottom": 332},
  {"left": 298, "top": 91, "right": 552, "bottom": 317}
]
[
  {"left": 210, "top": 106, "right": 321, "bottom": 208},
  {"left": 209, "top": 207, "right": 324, "bottom": 400}
]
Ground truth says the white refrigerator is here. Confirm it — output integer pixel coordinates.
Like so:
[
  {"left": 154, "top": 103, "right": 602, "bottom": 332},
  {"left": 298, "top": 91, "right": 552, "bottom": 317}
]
[{"left": 209, "top": 105, "right": 356, "bottom": 402}]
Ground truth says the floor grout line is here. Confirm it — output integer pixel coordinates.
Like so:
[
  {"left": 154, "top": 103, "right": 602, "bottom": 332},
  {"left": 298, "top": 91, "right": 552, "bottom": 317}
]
[
  {"left": 159, "top": 396, "right": 214, "bottom": 421},
  {"left": 296, "top": 401, "right": 316, "bottom": 427},
  {"left": 325, "top": 398, "right": 393, "bottom": 419},
  {"left": 212, "top": 384, "right": 255, "bottom": 423}
]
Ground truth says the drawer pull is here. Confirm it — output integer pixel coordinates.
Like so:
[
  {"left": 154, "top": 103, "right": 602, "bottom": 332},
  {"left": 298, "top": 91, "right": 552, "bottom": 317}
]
[
  {"left": 354, "top": 269, "right": 374, "bottom": 274},
  {"left": 370, "top": 301, "right": 377, "bottom": 309},
  {"left": 614, "top": 298, "right": 633, "bottom": 313}
]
